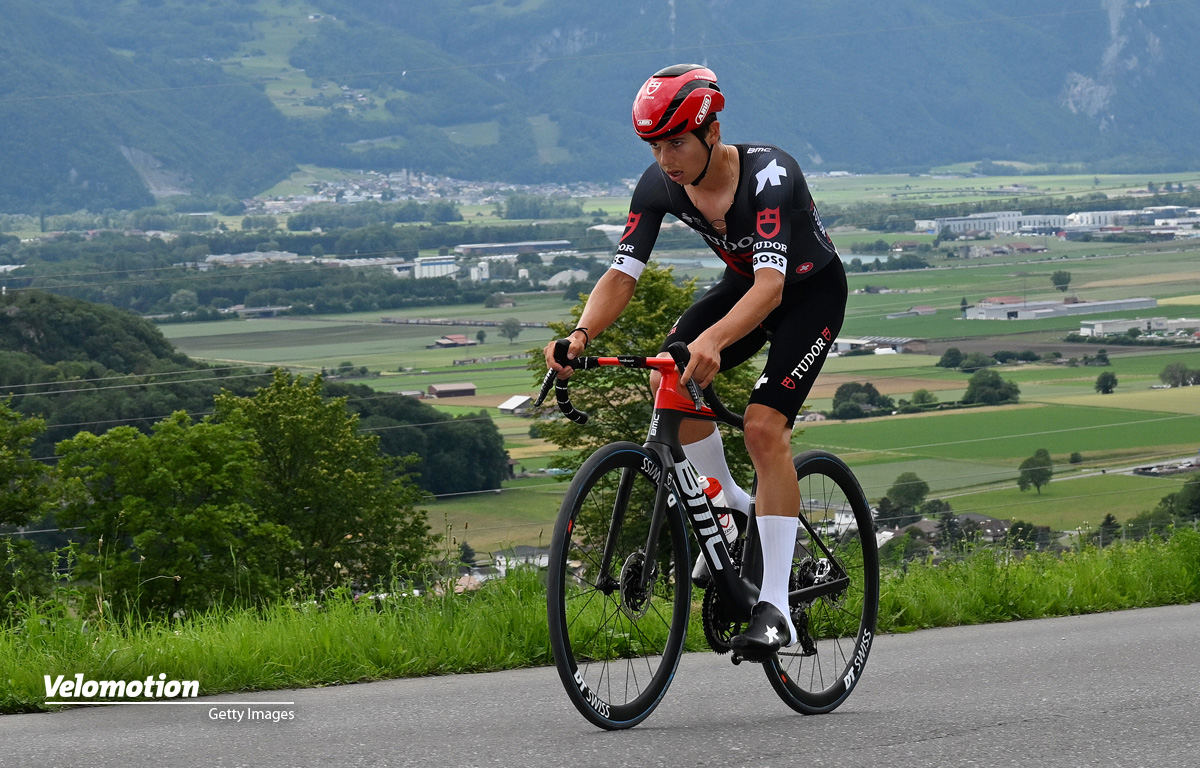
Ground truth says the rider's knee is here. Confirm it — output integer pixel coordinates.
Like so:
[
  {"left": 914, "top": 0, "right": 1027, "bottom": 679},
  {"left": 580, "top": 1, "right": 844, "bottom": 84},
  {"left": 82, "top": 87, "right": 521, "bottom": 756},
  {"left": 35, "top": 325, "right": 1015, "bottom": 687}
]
[{"left": 742, "top": 408, "right": 790, "bottom": 462}]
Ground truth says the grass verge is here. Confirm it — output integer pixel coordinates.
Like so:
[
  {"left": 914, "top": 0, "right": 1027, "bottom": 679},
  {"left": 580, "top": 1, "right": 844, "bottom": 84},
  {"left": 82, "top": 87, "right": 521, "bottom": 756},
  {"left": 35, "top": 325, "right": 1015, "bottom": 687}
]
[{"left": 3, "top": 530, "right": 1198, "bottom": 714}]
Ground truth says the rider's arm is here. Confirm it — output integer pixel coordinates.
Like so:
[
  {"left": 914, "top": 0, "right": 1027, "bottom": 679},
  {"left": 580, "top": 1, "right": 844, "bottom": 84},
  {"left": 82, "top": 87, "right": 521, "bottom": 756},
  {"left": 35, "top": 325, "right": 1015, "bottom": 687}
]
[
  {"left": 544, "top": 268, "right": 638, "bottom": 376},
  {"left": 545, "top": 165, "right": 667, "bottom": 375},
  {"left": 682, "top": 269, "right": 784, "bottom": 389}
]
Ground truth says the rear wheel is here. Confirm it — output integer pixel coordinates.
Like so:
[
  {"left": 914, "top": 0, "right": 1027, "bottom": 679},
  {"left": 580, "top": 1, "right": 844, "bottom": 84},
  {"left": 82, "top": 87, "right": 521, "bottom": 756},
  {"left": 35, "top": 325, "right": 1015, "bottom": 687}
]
[
  {"left": 546, "top": 442, "right": 691, "bottom": 730},
  {"left": 764, "top": 450, "right": 880, "bottom": 714}
]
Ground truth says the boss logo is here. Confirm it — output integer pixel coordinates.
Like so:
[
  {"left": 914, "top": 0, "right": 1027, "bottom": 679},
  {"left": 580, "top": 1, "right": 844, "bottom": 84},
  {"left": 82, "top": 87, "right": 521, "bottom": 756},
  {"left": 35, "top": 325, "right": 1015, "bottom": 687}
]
[
  {"left": 612, "top": 255, "right": 626, "bottom": 265},
  {"left": 753, "top": 252, "right": 786, "bottom": 269},
  {"left": 695, "top": 94, "right": 712, "bottom": 124}
]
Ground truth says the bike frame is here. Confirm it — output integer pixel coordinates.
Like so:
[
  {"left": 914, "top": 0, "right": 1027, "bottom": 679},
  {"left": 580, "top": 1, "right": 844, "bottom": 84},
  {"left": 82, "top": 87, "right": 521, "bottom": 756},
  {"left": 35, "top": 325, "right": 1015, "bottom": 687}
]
[{"left": 548, "top": 353, "right": 852, "bottom": 628}]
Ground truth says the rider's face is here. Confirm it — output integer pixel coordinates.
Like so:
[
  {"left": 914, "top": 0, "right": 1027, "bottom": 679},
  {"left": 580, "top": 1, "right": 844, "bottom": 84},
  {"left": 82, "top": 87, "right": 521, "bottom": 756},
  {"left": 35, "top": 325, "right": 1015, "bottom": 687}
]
[{"left": 648, "top": 128, "right": 713, "bottom": 186}]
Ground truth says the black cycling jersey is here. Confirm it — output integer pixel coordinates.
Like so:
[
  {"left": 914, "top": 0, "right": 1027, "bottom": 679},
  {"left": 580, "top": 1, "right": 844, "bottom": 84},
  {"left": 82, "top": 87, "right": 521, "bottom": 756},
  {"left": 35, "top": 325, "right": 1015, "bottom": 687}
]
[{"left": 611, "top": 144, "right": 839, "bottom": 286}]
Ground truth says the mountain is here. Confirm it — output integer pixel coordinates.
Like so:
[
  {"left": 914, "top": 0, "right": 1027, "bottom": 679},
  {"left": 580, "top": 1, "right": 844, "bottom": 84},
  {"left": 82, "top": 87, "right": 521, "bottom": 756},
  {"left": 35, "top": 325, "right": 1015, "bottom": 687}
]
[{"left": 3, "top": 0, "right": 1198, "bottom": 213}]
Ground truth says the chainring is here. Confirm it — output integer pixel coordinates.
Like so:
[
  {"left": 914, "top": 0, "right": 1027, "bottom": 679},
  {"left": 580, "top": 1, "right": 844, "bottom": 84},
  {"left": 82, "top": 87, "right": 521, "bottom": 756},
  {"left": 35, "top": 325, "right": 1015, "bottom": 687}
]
[{"left": 701, "top": 538, "right": 745, "bottom": 654}]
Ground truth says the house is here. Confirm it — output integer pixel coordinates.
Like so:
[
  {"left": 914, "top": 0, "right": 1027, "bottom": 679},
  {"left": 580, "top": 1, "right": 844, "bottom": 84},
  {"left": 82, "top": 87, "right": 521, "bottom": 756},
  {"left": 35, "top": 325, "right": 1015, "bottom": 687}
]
[
  {"left": 957, "top": 513, "right": 1011, "bottom": 542},
  {"left": 492, "top": 545, "right": 551, "bottom": 577},
  {"left": 498, "top": 395, "right": 533, "bottom": 415},
  {"left": 427, "top": 334, "right": 478, "bottom": 349},
  {"left": 902, "top": 519, "right": 941, "bottom": 539},
  {"left": 427, "top": 382, "right": 476, "bottom": 398}
]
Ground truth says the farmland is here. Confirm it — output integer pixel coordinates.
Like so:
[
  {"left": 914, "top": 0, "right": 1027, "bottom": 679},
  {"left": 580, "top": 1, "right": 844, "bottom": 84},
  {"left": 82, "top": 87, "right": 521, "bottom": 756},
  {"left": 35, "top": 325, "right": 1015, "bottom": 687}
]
[{"left": 160, "top": 234, "right": 1200, "bottom": 554}]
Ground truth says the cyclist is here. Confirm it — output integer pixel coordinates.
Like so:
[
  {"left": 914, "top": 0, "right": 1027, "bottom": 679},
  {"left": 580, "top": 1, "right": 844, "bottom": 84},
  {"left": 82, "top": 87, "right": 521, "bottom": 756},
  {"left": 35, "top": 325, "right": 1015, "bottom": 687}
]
[{"left": 544, "top": 63, "right": 847, "bottom": 659}]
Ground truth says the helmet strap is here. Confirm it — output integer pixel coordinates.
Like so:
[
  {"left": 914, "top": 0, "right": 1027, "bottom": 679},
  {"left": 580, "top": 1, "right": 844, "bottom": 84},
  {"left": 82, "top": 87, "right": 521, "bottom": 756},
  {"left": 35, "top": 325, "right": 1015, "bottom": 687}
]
[{"left": 690, "top": 136, "right": 714, "bottom": 186}]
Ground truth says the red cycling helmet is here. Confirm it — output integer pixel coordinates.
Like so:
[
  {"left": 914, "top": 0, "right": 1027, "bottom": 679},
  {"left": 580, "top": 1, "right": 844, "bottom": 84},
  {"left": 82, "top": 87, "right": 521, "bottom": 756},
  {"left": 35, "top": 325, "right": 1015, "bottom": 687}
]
[{"left": 632, "top": 64, "right": 724, "bottom": 142}]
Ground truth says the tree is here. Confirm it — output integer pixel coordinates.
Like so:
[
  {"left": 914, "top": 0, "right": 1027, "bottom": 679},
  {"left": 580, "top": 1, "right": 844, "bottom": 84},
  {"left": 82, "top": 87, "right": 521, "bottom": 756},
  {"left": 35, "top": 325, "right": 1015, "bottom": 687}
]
[
  {"left": 536, "top": 263, "right": 758, "bottom": 483},
  {"left": 1094, "top": 371, "right": 1118, "bottom": 394},
  {"left": 1007, "top": 519, "right": 1051, "bottom": 549},
  {"left": 214, "top": 371, "right": 434, "bottom": 593},
  {"left": 499, "top": 317, "right": 523, "bottom": 344},
  {"left": 910, "top": 389, "right": 938, "bottom": 406},
  {"left": 936, "top": 511, "right": 964, "bottom": 548},
  {"left": 886, "top": 472, "right": 930, "bottom": 514},
  {"left": 0, "top": 401, "right": 53, "bottom": 614},
  {"left": 1160, "top": 363, "right": 1193, "bottom": 388},
  {"left": 169, "top": 289, "right": 199, "bottom": 312},
  {"left": 959, "top": 297, "right": 968, "bottom": 316},
  {"left": 831, "top": 381, "right": 894, "bottom": 416},
  {"left": 1017, "top": 448, "right": 1054, "bottom": 494},
  {"left": 937, "top": 347, "right": 964, "bottom": 368},
  {"left": 1051, "top": 270, "right": 1072, "bottom": 292},
  {"left": 1095, "top": 513, "right": 1121, "bottom": 546},
  {"left": 962, "top": 368, "right": 1020, "bottom": 405},
  {"left": 476, "top": 329, "right": 487, "bottom": 345},
  {"left": 958, "top": 351, "right": 996, "bottom": 371},
  {"left": 56, "top": 412, "right": 294, "bottom": 614},
  {"left": 0, "top": 399, "right": 49, "bottom": 529}
]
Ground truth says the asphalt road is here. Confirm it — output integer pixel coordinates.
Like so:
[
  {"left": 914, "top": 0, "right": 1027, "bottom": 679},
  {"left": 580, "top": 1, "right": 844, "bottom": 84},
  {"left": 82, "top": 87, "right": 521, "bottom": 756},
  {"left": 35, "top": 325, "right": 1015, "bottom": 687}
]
[{"left": 2, "top": 603, "right": 1198, "bottom": 768}]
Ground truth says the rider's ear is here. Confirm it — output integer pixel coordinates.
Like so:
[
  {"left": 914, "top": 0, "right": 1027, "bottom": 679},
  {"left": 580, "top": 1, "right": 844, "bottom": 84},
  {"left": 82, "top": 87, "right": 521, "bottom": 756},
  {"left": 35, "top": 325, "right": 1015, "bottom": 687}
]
[{"left": 704, "top": 119, "right": 721, "bottom": 145}]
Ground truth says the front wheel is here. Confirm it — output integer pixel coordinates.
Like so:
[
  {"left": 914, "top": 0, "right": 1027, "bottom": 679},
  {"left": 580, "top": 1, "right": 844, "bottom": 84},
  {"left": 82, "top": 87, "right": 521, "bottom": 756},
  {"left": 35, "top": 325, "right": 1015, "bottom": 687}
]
[
  {"left": 546, "top": 442, "right": 691, "bottom": 730},
  {"left": 764, "top": 450, "right": 880, "bottom": 714}
]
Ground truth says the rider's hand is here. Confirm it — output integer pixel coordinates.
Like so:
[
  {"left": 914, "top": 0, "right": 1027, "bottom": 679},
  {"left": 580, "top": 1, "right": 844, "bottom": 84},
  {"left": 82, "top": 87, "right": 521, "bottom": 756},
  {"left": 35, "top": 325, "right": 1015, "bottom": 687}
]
[
  {"left": 544, "top": 331, "right": 587, "bottom": 379},
  {"left": 681, "top": 334, "right": 722, "bottom": 390}
]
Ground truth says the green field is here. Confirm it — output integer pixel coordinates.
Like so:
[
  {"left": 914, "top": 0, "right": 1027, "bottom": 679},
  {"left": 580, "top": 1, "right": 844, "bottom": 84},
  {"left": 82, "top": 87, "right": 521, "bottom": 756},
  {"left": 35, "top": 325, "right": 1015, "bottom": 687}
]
[{"left": 157, "top": 231, "right": 1200, "bottom": 548}]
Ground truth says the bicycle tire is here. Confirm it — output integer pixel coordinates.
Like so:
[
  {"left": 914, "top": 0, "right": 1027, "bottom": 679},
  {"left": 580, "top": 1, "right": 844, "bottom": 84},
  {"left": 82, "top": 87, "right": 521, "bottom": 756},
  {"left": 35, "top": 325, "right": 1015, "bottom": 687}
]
[
  {"left": 763, "top": 450, "right": 880, "bottom": 714},
  {"left": 546, "top": 442, "right": 691, "bottom": 730}
]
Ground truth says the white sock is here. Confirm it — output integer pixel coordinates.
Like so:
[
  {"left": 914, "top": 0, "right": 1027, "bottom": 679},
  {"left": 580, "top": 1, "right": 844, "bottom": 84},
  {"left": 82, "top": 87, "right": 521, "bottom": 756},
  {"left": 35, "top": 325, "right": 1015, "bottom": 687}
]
[
  {"left": 756, "top": 514, "right": 798, "bottom": 645},
  {"left": 681, "top": 428, "right": 752, "bottom": 514}
]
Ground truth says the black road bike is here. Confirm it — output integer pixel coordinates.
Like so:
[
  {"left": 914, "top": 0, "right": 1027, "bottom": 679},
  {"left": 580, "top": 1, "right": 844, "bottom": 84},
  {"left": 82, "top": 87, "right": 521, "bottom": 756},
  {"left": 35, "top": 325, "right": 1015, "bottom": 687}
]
[{"left": 538, "top": 342, "right": 880, "bottom": 730}]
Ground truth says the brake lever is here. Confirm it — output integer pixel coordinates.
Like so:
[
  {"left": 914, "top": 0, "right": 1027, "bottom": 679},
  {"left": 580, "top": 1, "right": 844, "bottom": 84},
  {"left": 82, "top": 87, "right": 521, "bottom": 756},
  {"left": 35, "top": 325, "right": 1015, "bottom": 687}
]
[{"left": 666, "top": 341, "right": 705, "bottom": 409}]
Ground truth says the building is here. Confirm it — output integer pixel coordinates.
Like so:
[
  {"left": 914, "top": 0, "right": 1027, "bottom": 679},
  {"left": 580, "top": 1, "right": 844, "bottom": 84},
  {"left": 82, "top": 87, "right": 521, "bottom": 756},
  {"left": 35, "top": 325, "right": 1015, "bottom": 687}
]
[
  {"left": 886, "top": 306, "right": 937, "bottom": 320},
  {"left": 453, "top": 240, "right": 572, "bottom": 257},
  {"left": 544, "top": 269, "right": 589, "bottom": 287},
  {"left": 426, "top": 334, "right": 478, "bottom": 349},
  {"left": 491, "top": 545, "right": 551, "bottom": 578},
  {"left": 427, "top": 382, "right": 476, "bottom": 398},
  {"left": 966, "top": 297, "right": 1158, "bottom": 321},
  {"left": 498, "top": 395, "right": 533, "bottom": 415},
  {"left": 1079, "top": 317, "right": 1200, "bottom": 337},
  {"left": 413, "top": 255, "right": 458, "bottom": 279}
]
